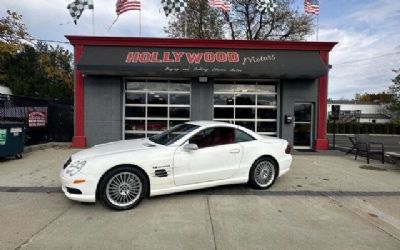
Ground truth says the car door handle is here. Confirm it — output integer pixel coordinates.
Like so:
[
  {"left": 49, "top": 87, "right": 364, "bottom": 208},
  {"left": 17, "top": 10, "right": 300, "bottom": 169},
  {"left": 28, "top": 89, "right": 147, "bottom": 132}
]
[{"left": 230, "top": 149, "right": 241, "bottom": 154}]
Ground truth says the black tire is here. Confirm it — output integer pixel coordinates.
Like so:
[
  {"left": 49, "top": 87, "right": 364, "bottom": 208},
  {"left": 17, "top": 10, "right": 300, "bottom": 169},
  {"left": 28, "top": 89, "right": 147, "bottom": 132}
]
[
  {"left": 99, "top": 166, "right": 148, "bottom": 211},
  {"left": 249, "top": 157, "right": 278, "bottom": 190},
  {"left": 15, "top": 154, "right": 22, "bottom": 159}
]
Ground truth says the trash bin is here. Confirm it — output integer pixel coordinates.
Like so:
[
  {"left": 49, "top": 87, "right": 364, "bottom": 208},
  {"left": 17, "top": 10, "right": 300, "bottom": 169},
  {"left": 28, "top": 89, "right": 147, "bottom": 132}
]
[{"left": 0, "top": 121, "right": 25, "bottom": 159}]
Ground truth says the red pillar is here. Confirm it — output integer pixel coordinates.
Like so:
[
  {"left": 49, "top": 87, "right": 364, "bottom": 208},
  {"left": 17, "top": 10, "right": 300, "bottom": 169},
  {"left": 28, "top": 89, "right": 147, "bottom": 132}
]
[
  {"left": 71, "top": 45, "right": 87, "bottom": 148},
  {"left": 314, "top": 51, "right": 330, "bottom": 151}
]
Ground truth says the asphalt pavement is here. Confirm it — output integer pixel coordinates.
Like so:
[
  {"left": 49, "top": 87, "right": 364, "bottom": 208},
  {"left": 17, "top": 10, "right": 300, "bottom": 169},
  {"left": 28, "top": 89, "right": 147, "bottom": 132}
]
[{"left": 0, "top": 148, "right": 399, "bottom": 250}]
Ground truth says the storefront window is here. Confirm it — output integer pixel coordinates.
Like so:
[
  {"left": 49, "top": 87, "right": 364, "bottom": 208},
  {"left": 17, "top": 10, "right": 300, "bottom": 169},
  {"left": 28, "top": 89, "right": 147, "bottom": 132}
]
[
  {"left": 124, "top": 79, "right": 191, "bottom": 139},
  {"left": 126, "top": 93, "right": 145, "bottom": 104},
  {"left": 214, "top": 94, "right": 234, "bottom": 105},
  {"left": 170, "top": 94, "right": 190, "bottom": 105},
  {"left": 214, "top": 80, "right": 278, "bottom": 136},
  {"left": 214, "top": 107, "right": 234, "bottom": 119}
]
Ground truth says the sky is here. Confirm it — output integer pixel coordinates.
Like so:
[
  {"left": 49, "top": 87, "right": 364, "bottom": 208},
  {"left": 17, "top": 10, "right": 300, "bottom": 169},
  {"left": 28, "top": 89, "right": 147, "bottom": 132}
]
[{"left": 1, "top": 0, "right": 399, "bottom": 100}]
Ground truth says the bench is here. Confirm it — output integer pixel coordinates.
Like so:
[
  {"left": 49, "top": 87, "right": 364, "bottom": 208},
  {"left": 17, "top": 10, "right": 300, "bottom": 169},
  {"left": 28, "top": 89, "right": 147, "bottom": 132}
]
[{"left": 347, "top": 134, "right": 385, "bottom": 164}]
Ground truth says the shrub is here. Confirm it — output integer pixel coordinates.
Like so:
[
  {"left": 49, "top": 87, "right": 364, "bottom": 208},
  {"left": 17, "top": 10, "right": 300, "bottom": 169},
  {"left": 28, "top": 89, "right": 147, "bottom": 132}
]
[
  {"left": 383, "top": 124, "right": 390, "bottom": 134},
  {"left": 326, "top": 122, "right": 400, "bottom": 134},
  {"left": 346, "top": 123, "right": 354, "bottom": 134},
  {"left": 354, "top": 123, "right": 361, "bottom": 134}
]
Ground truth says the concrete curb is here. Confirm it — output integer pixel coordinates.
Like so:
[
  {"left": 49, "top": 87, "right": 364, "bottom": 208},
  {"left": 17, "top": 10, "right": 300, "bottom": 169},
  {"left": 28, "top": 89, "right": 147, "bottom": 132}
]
[{"left": 23, "top": 142, "right": 72, "bottom": 153}]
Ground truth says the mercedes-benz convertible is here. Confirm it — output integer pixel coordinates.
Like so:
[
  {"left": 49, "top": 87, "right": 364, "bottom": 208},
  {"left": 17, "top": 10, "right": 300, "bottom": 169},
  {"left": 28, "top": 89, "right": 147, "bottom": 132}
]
[{"left": 60, "top": 121, "right": 292, "bottom": 210}]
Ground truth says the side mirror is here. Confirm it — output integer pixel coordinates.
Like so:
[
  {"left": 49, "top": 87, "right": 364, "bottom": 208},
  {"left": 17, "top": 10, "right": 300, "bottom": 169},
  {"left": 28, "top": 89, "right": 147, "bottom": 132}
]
[{"left": 183, "top": 143, "right": 199, "bottom": 151}]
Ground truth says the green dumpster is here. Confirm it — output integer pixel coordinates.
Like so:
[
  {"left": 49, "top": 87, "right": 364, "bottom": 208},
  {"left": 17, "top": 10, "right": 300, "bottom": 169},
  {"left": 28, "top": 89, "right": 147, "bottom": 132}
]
[{"left": 0, "top": 122, "right": 25, "bottom": 159}]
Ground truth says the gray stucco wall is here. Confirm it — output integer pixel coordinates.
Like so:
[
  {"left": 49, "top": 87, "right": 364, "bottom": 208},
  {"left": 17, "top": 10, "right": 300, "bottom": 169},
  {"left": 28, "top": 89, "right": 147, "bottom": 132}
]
[
  {"left": 190, "top": 80, "right": 214, "bottom": 121},
  {"left": 279, "top": 79, "right": 319, "bottom": 146},
  {"left": 84, "top": 76, "right": 122, "bottom": 147},
  {"left": 83, "top": 76, "right": 319, "bottom": 147}
]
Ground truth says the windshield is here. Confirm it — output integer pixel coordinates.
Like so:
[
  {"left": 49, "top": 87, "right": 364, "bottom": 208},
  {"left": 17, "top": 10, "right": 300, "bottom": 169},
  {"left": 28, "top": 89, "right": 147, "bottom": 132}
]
[{"left": 149, "top": 124, "right": 199, "bottom": 146}]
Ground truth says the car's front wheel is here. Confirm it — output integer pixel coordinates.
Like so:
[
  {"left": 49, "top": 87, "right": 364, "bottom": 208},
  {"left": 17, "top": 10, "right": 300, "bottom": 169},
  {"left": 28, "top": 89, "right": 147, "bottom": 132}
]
[
  {"left": 99, "top": 167, "right": 147, "bottom": 210},
  {"left": 249, "top": 157, "right": 278, "bottom": 190}
]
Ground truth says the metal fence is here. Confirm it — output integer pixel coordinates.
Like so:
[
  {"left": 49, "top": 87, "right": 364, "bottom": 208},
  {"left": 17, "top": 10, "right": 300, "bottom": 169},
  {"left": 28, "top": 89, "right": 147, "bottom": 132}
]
[{"left": 0, "top": 94, "right": 73, "bottom": 145}]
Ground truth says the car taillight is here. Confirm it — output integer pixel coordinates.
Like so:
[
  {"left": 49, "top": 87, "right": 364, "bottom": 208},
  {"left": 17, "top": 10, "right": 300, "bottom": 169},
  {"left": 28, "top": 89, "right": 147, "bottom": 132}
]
[{"left": 285, "top": 144, "right": 291, "bottom": 154}]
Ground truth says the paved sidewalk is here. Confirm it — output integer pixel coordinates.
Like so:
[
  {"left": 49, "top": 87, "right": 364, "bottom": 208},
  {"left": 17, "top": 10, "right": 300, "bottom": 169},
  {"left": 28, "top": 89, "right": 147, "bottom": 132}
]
[{"left": 0, "top": 148, "right": 399, "bottom": 250}]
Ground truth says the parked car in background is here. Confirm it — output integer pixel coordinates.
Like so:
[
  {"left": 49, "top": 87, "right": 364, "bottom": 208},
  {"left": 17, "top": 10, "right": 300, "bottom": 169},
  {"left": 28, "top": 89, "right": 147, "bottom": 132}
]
[{"left": 60, "top": 121, "right": 292, "bottom": 210}]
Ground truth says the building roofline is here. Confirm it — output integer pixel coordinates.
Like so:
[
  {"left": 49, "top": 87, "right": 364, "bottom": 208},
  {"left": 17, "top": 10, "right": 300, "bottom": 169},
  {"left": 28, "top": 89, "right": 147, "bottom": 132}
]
[
  {"left": 327, "top": 100, "right": 386, "bottom": 105},
  {"left": 65, "top": 36, "right": 337, "bottom": 51}
]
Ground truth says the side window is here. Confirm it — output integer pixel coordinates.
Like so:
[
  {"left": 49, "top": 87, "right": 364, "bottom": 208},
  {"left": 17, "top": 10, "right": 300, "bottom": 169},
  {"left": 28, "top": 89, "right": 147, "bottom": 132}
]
[
  {"left": 235, "top": 129, "right": 255, "bottom": 143},
  {"left": 189, "top": 127, "right": 235, "bottom": 149}
]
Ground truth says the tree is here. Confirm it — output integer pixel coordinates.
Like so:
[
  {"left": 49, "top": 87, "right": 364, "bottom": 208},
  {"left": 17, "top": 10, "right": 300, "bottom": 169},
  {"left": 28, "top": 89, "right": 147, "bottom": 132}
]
[
  {"left": 35, "top": 42, "right": 74, "bottom": 100},
  {"left": 3, "top": 43, "right": 73, "bottom": 100},
  {"left": 164, "top": 0, "right": 226, "bottom": 39},
  {"left": 354, "top": 91, "right": 394, "bottom": 103},
  {"left": 0, "top": 10, "right": 32, "bottom": 85},
  {"left": 0, "top": 10, "right": 31, "bottom": 55},
  {"left": 165, "top": 0, "right": 313, "bottom": 40},
  {"left": 388, "top": 68, "right": 400, "bottom": 120},
  {"left": 0, "top": 10, "right": 73, "bottom": 100}
]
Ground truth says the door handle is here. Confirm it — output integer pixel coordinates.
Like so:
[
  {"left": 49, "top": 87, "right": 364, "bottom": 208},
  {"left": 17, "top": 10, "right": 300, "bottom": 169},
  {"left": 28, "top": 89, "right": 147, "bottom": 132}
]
[{"left": 230, "top": 149, "right": 240, "bottom": 154}]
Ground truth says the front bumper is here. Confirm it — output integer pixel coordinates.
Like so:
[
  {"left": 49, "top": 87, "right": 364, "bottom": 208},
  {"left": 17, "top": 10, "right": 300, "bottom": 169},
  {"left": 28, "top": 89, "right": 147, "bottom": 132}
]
[{"left": 60, "top": 171, "right": 98, "bottom": 203}]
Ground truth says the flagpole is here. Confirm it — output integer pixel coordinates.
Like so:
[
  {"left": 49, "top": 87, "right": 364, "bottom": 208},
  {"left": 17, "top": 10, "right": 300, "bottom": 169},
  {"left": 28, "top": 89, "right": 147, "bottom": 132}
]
[
  {"left": 92, "top": 9, "right": 95, "bottom": 35},
  {"left": 316, "top": 14, "right": 319, "bottom": 41},
  {"left": 184, "top": 12, "right": 187, "bottom": 38},
  {"left": 139, "top": 10, "right": 142, "bottom": 37}
]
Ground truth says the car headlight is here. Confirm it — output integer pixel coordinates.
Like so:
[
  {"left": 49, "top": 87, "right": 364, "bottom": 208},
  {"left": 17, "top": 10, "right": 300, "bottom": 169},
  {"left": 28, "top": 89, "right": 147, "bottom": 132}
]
[{"left": 65, "top": 160, "right": 87, "bottom": 177}]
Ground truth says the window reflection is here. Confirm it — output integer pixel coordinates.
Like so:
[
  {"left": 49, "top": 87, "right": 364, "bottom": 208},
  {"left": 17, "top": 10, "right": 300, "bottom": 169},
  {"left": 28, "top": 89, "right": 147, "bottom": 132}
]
[
  {"left": 124, "top": 80, "right": 191, "bottom": 139},
  {"left": 148, "top": 93, "right": 168, "bottom": 105},
  {"left": 257, "top": 109, "right": 277, "bottom": 119},
  {"left": 257, "top": 95, "right": 276, "bottom": 106},
  {"left": 126, "top": 93, "right": 145, "bottom": 104},
  {"left": 170, "top": 107, "right": 190, "bottom": 118},
  {"left": 235, "top": 95, "right": 255, "bottom": 105},
  {"left": 213, "top": 81, "right": 278, "bottom": 135},
  {"left": 236, "top": 121, "right": 255, "bottom": 131},
  {"left": 214, "top": 94, "right": 234, "bottom": 105},
  {"left": 257, "top": 122, "right": 276, "bottom": 133},
  {"left": 125, "top": 120, "right": 145, "bottom": 131},
  {"left": 236, "top": 108, "right": 255, "bottom": 119},
  {"left": 125, "top": 107, "right": 145, "bottom": 117},
  {"left": 170, "top": 94, "right": 190, "bottom": 105},
  {"left": 214, "top": 108, "right": 234, "bottom": 119}
]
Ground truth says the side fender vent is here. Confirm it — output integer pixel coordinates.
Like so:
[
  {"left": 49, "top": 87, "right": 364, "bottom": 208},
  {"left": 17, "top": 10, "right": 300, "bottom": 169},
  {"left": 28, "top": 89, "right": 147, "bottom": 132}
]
[{"left": 154, "top": 169, "right": 168, "bottom": 178}]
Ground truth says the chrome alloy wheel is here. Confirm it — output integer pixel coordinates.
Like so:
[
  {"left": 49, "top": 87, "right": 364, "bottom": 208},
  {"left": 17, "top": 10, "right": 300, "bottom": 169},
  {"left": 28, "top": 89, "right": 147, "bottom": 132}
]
[
  {"left": 254, "top": 160, "right": 276, "bottom": 188},
  {"left": 105, "top": 172, "right": 142, "bottom": 207}
]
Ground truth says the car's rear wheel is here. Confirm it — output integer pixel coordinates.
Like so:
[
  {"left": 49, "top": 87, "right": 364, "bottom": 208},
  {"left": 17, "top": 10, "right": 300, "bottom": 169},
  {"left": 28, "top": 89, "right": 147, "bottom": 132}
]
[
  {"left": 249, "top": 157, "right": 277, "bottom": 189},
  {"left": 99, "top": 167, "right": 147, "bottom": 210}
]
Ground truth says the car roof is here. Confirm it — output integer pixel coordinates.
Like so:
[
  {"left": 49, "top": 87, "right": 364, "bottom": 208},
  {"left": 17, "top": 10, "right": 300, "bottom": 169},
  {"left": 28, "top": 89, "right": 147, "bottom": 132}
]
[{"left": 186, "top": 120, "right": 235, "bottom": 127}]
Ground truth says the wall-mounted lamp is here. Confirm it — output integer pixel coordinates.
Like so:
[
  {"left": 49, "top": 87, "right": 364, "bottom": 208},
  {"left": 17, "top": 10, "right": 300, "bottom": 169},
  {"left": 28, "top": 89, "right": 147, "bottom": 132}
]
[{"left": 198, "top": 76, "right": 208, "bottom": 83}]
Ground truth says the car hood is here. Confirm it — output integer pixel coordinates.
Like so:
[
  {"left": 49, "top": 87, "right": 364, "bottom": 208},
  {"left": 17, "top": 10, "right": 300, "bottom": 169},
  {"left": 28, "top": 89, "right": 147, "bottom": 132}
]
[{"left": 71, "top": 138, "right": 161, "bottom": 161}]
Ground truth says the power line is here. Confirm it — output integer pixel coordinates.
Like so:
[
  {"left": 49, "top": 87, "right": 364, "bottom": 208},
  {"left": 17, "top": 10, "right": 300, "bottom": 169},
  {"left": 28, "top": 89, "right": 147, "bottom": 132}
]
[
  {"left": 334, "top": 52, "right": 400, "bottom": 65},
  {"left": 0, "top": 34, "right": 70, "bottom": 45},
  {"left": 33, "top": 38, "right": 70, "bottom": 45}
]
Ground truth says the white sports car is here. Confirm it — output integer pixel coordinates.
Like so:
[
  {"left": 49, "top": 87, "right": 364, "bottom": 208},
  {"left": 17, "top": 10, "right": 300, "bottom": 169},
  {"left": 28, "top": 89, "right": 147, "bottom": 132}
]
[{"left": 60, "top": 121, "right": 292, "bottom": 210}]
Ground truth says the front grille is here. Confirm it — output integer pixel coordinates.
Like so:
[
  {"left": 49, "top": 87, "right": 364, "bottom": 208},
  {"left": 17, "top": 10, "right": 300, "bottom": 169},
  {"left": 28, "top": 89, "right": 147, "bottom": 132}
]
[
  {"left": 63, "top": 157, "right": 71, "bottom": 169},
  {"left": 66, "top": 187, "right": 82, "bottom": 195}
]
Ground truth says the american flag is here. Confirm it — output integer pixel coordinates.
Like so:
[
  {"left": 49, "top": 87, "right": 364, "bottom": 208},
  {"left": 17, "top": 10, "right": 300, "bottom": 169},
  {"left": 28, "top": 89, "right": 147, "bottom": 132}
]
[
  {"left": 304, "top": 0, "right": 319, "bottom": 15},
  {"left": 208, "top": 0, "right": 231, "bottom": 13},
  {"left": 116, "top": 0, "right": 141, "bottom": 15}
]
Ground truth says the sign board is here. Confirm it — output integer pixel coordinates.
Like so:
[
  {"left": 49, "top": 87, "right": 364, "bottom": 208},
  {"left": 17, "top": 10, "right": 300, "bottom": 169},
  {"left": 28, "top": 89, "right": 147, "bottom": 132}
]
[
  {"left": 0, "top": 129, "right": 6, "bottom": 145},
  {"left": 10, "top": 127, "right": 22, "bottom": 136},
  {"left": 28, "top": 111, "right": 47, "bottom": 127},
  {"left": 77, "top": 46, "right": 328, "bottom": 79},
  {"left": 331, "top": 105, "right": 340, "bottom": 120}
]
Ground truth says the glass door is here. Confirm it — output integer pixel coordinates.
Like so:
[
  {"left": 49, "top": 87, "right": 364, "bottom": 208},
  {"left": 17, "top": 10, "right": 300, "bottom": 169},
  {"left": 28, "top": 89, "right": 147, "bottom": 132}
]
[{"left": 294, "top": 103, "right": 313, "bottom": 149}]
